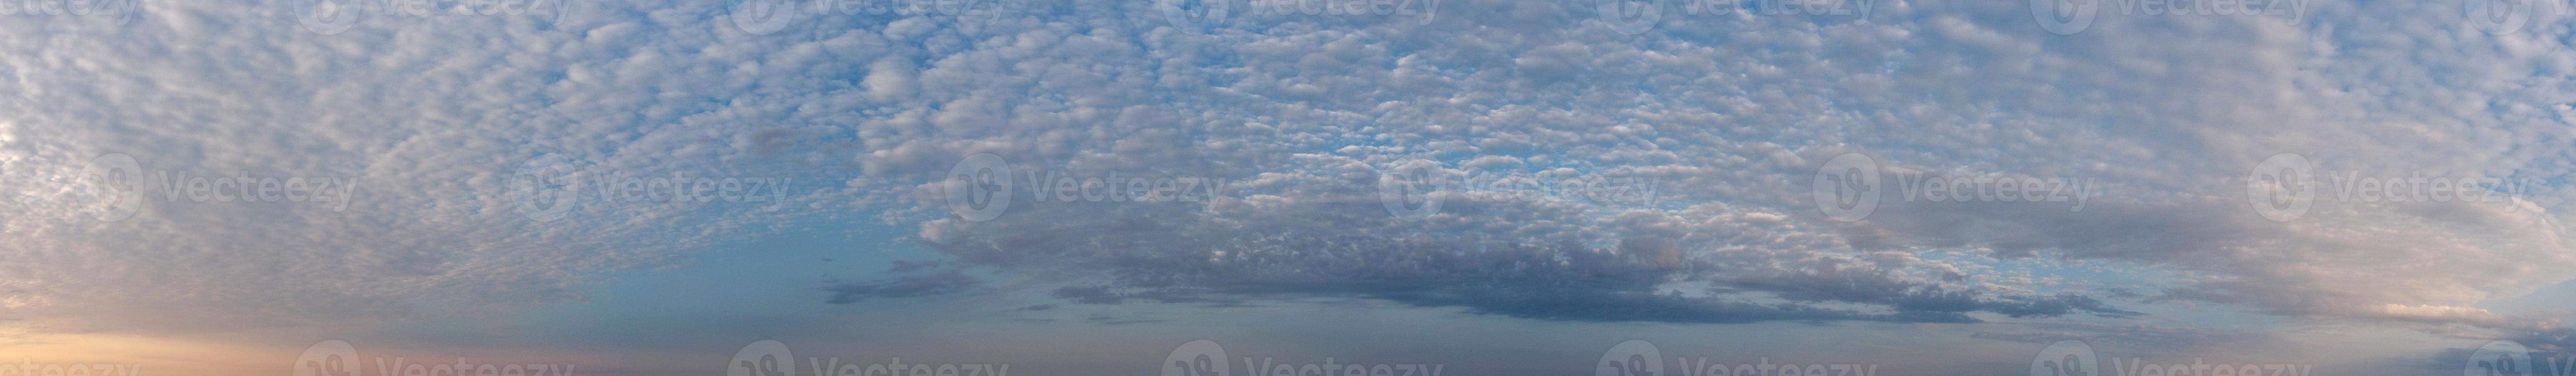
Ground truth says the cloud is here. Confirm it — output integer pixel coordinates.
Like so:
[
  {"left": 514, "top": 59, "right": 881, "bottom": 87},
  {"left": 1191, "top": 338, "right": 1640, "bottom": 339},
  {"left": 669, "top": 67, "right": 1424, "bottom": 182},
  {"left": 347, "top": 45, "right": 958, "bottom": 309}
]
[
  {"left": 826, "top": 269, "right": 985, "bottom": 303},
  {"left": 0, "top": 0, "right": 2565, "bottom": 347}
]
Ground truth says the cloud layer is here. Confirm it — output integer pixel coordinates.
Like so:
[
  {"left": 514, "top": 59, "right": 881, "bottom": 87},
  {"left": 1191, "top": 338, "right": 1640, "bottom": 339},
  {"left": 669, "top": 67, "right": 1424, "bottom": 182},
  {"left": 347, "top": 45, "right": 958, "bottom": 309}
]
[{"left": 0, "top": 0, "right": 2566, "bottom": 355}]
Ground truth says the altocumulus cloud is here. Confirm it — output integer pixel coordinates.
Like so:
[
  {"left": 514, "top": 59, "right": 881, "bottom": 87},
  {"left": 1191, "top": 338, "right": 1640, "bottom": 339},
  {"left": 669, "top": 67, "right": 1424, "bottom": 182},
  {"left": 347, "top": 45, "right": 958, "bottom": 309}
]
[{"left": 0, "top": 0, "right": 2567, "bottom": 352}]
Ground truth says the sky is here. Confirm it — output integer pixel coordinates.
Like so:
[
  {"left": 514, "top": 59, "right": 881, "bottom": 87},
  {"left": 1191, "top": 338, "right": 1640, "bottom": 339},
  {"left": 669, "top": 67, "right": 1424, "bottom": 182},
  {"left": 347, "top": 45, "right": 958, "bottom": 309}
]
[{"left": 1, "top": 0, "right": 2574, "bottom": 375}]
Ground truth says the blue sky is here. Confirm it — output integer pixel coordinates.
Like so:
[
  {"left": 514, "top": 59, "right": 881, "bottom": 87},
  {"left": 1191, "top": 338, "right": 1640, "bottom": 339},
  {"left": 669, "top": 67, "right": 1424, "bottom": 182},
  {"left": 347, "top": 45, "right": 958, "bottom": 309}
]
[{"left": 2, "top": 0, "right": 2574, "bottom": 375}]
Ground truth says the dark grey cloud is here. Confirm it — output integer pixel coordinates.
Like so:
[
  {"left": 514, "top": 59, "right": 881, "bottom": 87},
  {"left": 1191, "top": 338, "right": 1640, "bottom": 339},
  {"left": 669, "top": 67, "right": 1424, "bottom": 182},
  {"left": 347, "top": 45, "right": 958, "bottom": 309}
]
[
  {"left": 908, "top": 193, "right": 2133, "bottom": 324},
  {"left": 825, "top": 270, "right": 983, "bottom": 304}
]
